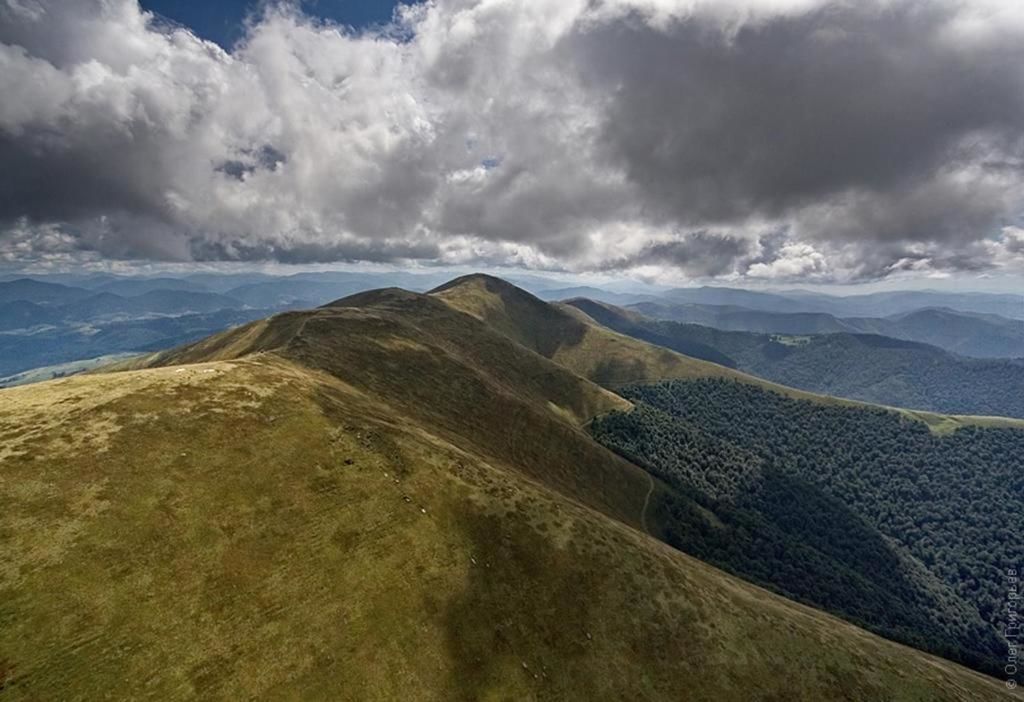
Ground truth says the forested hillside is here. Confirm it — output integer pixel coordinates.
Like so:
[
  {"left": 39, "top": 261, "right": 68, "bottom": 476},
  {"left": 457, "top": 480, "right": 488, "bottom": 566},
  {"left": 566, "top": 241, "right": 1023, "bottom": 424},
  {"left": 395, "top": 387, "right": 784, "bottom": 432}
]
[
  {"left": 690, "top": 328, "right": 1024, "bottom": 418},
  {"left": 568, "top": 299, "right": 1024, "bottom": 418},
  {"left": 590, "top": 379, "right": 1024, "bottom": 675}
]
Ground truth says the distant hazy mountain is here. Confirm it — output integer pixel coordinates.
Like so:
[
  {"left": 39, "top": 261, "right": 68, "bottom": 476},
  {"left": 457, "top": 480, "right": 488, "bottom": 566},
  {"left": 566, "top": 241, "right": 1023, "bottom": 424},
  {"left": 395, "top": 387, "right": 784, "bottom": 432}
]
[
  {"left": 285, "top": 270, "right": 453, "bottom": 290},
  {"left": 796, "top": 289, "right": 1024, "bottom": 318},
  {"left": 0, "top": 307, "right": 277, "bottom": 377},
  {"left": 225, "top": 280, "right": 363, "bottom": 308},
  {"left": 224, "top": 271, "right": 454, "bottom": 307},
  {"left": 877, "top": 307, "right": 1024, "bottom": 358},
  {"left": 91, "top": 277, "right": 211, "bottom": 296},
  {"left": 0, "top": 299, "right": 45, "bottom": 330},
  {"left": 656, "top": 286, "right": 1024, "bottom": 319},
  {"left": 631, "top": 301, "right": 1024, "bottom": 358},
  {"left": 535, "top": 286, "right": 657, "bottom": 306},
  {"left": 0, "top": 288, "right": 247, "bottom": 332},
  {"left": 660, "top": 286, "right": 808, "bottom": 312},
  {"left": 0, "top": 272, "right": 120, "bottom": 288},
  {"left": 569, "top": 298, "right": 1024, "bottom": 418},
  {"left": 631, "top": 301, "right": 855, "bottom": 333},
  {"left": 0, "top": 278, "right": 86, "bottom": 305},
  {"left": 181, "top": 272, "right": 282, "bottom": 292},
  {"left": 0, "top": 278, "right": 275, "bottom": 375}
]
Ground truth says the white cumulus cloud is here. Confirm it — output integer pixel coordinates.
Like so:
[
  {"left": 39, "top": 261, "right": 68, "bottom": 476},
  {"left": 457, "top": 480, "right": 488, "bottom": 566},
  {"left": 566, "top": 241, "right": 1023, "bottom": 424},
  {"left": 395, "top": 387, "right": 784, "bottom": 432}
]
[{"left": 1, "top": 0, "right": 1023, "bottom": 282}]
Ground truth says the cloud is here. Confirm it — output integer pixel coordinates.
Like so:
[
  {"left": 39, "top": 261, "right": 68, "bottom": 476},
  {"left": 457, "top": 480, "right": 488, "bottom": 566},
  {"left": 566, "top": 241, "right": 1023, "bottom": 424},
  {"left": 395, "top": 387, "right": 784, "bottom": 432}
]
[
  {"left": 1, "top": 0, "right": 1023, "bottom": 281},
  {"left": 746, "top": 242, "right": 827, "bottom": 280},
  {"left": 596, "top": 230, "right": 756, "bottom": 277}
]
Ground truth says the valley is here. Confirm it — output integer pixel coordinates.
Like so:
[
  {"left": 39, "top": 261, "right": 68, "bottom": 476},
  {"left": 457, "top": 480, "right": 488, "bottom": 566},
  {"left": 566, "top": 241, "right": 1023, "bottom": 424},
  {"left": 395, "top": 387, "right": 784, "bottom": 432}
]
[{"left": 568, "top": 298, "right": 1024, "bottom": 419}]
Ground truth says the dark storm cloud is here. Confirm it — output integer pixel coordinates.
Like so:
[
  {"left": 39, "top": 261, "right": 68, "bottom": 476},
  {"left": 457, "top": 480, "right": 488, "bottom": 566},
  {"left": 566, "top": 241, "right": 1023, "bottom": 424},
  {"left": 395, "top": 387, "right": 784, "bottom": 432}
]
[
  {"left": 598, "top": 231, "right": 755, "bottom": 277},
  {"left": 0, "top": 124, "right": 179, "bottom": 225},
  {"left": 188, "top": 236, "right": 442, "bottom": 264},
  {"left": 566, "top": 2, "right": 1024, "bottom": 236}
]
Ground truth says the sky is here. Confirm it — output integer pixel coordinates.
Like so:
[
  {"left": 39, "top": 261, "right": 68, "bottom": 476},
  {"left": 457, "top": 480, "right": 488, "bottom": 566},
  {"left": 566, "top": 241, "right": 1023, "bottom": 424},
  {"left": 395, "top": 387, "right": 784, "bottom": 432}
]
[
  {"left": 1, "top": 0, "right": 1024, "bottom": 289},
  {"left": 139, "top": 1, "right": 408, "bottom": 48}
]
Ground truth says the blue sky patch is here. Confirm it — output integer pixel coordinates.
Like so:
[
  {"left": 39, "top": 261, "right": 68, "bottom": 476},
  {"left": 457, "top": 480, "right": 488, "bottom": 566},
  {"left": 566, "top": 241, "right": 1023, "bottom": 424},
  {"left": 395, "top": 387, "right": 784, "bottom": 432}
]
[{"left": 141, "top": 0, "right": 409, "bottom": 49}]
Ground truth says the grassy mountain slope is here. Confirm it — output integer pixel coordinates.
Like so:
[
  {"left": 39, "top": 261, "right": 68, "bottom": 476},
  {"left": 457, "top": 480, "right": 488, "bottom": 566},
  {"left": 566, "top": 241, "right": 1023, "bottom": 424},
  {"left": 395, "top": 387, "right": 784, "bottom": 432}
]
[
  {"left": 434, "top": 280, "right": 1020, "bottom": 432},
  {"left": 568, "top": 298, "right": 1024, "bottom": 420},
  {"left": 113, "top": 288, "right": 649, "bottom": 531},
  {"left": 431, "top": 274, "right": 721, "bottom": 386},
  {"left": 431, "top": 275, "right": 847, "bottom": 399},
  {"left": 1, "top": 280, "right": 1015, "bottom": 700}
]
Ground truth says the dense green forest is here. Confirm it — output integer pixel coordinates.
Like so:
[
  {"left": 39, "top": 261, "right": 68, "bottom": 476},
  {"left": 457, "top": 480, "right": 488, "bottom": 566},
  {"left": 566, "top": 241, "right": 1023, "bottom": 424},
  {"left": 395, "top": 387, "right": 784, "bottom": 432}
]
[
  {"left": 568, "top": 299, "right": 1024, "bottom": 418},
  {"left": 590, "top": 379, "right": 1024, "bottom": 674}
]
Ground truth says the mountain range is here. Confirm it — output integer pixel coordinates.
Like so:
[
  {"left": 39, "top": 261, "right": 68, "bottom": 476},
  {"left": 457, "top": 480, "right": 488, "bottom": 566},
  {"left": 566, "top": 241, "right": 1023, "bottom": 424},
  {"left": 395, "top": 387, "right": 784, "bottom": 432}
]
[
  {"left": 568, "top": 298, "right": 1024, "bottom": 418},
  {"left": 1, "top": 274, "right": 1020, "bottom": 699},
  {"left": 630, "top": 301, "right": 1024, "bottom": 358},
  {"left": 2, "top": 274, "right": 1021, "bottom": 385},
  {"left": 658, "top": 286, "right": 1024, "bottom": 319}
]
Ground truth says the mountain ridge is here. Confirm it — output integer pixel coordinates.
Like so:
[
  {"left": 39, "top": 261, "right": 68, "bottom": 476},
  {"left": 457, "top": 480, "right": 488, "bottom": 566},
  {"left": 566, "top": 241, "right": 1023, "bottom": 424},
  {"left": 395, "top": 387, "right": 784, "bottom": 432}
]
[{"left": 1, "top": 274, "right": 1018, "bottom": 699}]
